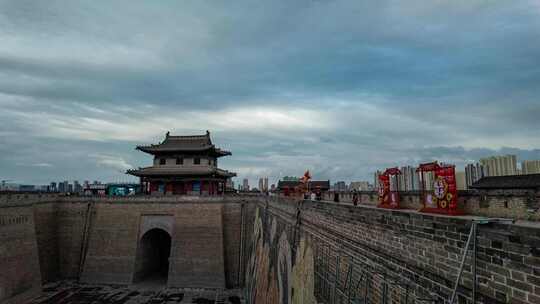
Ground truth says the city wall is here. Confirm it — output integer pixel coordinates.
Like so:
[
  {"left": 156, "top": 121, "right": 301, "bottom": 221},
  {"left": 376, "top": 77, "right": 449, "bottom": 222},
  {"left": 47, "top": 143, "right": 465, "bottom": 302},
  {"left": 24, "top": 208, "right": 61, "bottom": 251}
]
[
  {"left": 245, "top": 197, "right": 540, "bottom": 304},
  {"left": 0, "top": 194, "right": 258, "bottom": 304},
  {"left": 0, "top": 203, "right": 42, "bottom": 304},
  {"left": 1, "top": 191, "right": 540, "bottom": 304},
  {"left": 322, "top": 189, "right": 540, "bottom": 221},
  {"left": 80, "top": 200, "right": 227, "bottom": 287}
]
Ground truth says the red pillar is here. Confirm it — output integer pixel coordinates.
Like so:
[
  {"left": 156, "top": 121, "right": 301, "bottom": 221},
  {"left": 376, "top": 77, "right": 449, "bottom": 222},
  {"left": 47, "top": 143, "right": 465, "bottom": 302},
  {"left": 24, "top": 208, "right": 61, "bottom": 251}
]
[{"left": 150, "top": 182, "right": 158, "bottom": 194}]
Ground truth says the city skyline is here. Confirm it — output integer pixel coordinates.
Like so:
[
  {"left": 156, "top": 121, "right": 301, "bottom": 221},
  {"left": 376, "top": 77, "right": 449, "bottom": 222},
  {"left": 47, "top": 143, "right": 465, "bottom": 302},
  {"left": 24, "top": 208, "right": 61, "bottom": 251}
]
[
  {"left": 3, "top": 148, "right": 540, "bottom": 188},
  {"left": 1, "top": 1, "right": 540, "bottom": 185},
  {"left": 4, "top": 152, "right": 539, "bottom": 193}
]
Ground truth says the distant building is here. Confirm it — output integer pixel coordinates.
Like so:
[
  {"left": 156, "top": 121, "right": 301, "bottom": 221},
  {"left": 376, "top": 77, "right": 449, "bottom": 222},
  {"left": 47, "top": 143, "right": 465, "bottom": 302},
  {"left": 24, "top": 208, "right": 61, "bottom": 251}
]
[
  {"left": 84, "top": 183, "right": 107, "bottom": 196},
  {"left": 258, "top": 178, "right": 264, "bottom": 193},
  {"left": 18, "top": 185, "right": 36, "bottom": 192},
  {"left": 263, "top": 177, "right": 269, "bottom": 192},
  {"left": 242, "top": 179, "right": 249, "bottom": 191},
  {"left": 127, "top": 131, "right": 236, "bottom": 195},
  {"left": 333, "top": 181, "right": 347, "bottom": 192},
  {"left": 522, "top": 160, "right": 540, "bottom": 175},
  {"left": 50, "top": 182, "right": 57, "bottom": 192},
  {"left": 455, "top": 171, "right": 467, "bottom": 190},
  {"left": 480, "top": 155, "right": 517, "bottom": 176},
  {"left": 74, "top": 180, "right": 83, "bottom": 193},
  {"left": 419, "top": 171, "right": 436, "bottom": 191},
  {"left": 465, "top": 163, "right": 486, "bottom": 189},
  {"left": 373, "top": 170, "right": 382, "bottom": 190},
  {"left": 58, "top": 181, "right": 69, "bottom": 193},
  {"left": 349, "top": 181, "right": 370, "bottom": 191},
  {"left": 0, "top": 181, "right": 18, "bottom": 191},
  {"left": 398, "top": 166, "right": 420, "bottom": 191}
]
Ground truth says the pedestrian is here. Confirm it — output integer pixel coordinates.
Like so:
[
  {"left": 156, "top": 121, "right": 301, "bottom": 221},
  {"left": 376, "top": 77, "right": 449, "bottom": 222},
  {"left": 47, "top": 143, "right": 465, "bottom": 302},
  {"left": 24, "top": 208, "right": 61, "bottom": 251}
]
[
  {"left": 316, "top": 189, "right": 322, "bottom": 201},
  {"left": 352, "top": 191, "right": 359, "bottom": 206}
]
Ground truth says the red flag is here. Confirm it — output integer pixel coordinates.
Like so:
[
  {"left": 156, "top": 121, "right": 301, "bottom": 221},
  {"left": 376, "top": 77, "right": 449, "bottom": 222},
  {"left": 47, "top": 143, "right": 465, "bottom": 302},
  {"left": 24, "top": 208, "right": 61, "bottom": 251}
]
[{"left": 301, "top": 170, "right": 311, "bottom": 183}]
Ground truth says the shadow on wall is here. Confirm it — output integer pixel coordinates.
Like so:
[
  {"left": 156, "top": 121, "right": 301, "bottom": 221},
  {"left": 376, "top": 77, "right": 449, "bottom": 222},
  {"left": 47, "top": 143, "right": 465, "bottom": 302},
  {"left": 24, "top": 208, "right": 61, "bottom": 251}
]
[{"left": 245, "top": 208, "right": 316, "bottom": 304}]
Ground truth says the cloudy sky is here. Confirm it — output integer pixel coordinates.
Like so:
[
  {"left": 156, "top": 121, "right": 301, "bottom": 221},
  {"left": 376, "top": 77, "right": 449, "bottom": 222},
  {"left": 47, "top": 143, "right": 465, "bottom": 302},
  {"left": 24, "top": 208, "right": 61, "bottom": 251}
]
[{"left": 1, "top": 1, "right": 540, "bottom": 186}]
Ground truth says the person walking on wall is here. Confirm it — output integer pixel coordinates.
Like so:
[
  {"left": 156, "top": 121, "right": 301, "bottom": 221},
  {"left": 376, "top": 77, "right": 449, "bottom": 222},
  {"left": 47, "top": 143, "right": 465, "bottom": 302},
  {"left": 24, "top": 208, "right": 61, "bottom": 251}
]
[{"left": 352, "top": 190, "right": 359, "bottom": 206}]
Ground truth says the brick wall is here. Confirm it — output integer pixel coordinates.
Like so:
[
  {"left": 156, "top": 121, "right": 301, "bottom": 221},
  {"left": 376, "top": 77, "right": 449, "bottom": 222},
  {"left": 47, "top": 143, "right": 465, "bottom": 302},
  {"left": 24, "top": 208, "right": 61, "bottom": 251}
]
[
  {"left": 247, "top": 197, "right": 540, "bottom": 303},
  {"left": 3, "top": 191, "right": 540, "bottom": 304},
  {"left": 0, "top": 194, "right": 255, "bottom": 303},
  {"left": 78, "top": 198, "right": 239, "bottom": 288},
  {"left": 318, "top": 189, "right": 540, "bottom": 220},
  {"left": 56, "top": 202, "right": 90, "bottom": 279},
  {"left": 0, "top": 204, "right": 42, "bottom": 304},
  {"left": 33, "top": 202, "right": 59, "bottom": 283},
  {"left": 223, "top": 202, "right": 243, "bottom": 288},
  {"left": 169, "top": 203, "right": 226, "bottom": 288}
]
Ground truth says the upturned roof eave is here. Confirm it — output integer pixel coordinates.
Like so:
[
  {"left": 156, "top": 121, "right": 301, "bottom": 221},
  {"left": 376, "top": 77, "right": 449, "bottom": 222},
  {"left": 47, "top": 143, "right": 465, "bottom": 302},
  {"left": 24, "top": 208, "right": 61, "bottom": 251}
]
[
  {"left": 135, "top": 145, "right": 231, "bottom": 156},
  {"left": 126, "top": 167, "right": 236, "bottom": 178}
]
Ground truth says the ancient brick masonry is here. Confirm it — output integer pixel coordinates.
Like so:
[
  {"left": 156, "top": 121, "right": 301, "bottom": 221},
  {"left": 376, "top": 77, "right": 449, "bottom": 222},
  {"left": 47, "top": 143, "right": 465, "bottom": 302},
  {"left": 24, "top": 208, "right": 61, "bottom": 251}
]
[
  {"left": 2, "top": 192, "right": 540, "bottom": 304},
  {"left": 250, "top": 197, "right": 540, "bottom": 304},
  {"left": 0, "top": 204, "right": 42, "bottom": 304},
  {"left": 323, "top": 189, "right": 540, "bottom": 221},
  {"left": 0, "top": 195, "right": 258, "bottom": 304}
]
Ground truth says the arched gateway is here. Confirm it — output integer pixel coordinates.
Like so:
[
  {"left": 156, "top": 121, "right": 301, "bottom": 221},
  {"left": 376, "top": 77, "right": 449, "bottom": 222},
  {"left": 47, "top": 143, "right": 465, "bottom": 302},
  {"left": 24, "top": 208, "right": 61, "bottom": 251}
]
[{"left": 133, "top": 228, "right": 172, "bottom": 284}]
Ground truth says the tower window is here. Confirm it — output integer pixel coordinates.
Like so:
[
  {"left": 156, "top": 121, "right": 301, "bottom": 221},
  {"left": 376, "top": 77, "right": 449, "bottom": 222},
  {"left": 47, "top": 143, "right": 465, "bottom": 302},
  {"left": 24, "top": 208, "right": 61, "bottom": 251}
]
[
  {"left": 159, "top": 158, "right": 166, "bottom": 165},
  {"left": 194, "top": 157, "right": 200, "bottom": 165},
  {"left": 176, "top": 157, "right": 183, "bottom": 165}
]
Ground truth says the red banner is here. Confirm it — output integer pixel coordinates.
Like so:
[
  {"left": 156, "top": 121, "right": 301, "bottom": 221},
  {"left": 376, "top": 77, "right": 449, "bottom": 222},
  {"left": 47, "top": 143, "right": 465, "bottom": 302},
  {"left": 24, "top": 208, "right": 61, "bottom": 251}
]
[
  {"left": 435, "top": 166, "right": 457, "bottom": 210},
  {"left": 378, "top": 174, "right": 389, "bottom": 203},
  {"left": 422, "top": 165, "right": 458, "bottom": 212},
  {"left": 378, "top": 174, "right": 399, "bottom": 208}
]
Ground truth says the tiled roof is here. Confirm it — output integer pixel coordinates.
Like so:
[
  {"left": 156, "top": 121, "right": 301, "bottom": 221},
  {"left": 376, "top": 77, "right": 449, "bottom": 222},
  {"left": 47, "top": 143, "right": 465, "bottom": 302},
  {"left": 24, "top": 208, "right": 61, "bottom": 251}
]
[
  {"left": 136, "top": 131, "right": 231, "bottom": 156},
  {"left": 470, "top": 174, "right": 540, "bottom": 189},
  {"left": 126, "top": 166, "right": 236, "bottom": 178}
]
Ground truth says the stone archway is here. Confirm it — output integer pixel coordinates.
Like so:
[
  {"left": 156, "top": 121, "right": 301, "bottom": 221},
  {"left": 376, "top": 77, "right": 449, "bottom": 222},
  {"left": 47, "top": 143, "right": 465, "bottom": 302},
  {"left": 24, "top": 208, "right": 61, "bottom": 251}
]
[{"left": 133, "top": 228, "right": 172, "bottom": 284}]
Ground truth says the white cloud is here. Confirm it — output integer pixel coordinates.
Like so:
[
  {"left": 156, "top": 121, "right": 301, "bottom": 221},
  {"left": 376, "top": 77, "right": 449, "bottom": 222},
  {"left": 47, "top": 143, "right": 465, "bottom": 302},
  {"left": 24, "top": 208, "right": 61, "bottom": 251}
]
[
  {"left": 91, "top": 154, "right": 133, "bottom": 172},
  {"left": 0, "top": 98, "right": 334, "bottom": 142},
  {"left": 15, "top": 162, "right": 53, "bottom": 168},
  {"left": 1, "top": 1, "right": 539, "bottom": 185},
  {"left": 32, "top": 163, "right": 53, "bottom": 167}
]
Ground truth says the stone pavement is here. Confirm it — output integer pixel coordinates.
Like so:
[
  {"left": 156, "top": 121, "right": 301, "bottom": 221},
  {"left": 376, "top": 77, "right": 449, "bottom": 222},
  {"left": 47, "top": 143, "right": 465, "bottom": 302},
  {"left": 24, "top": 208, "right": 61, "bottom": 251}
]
[{"left": 28, "top": 281, "right": 244, "bottom": 304}]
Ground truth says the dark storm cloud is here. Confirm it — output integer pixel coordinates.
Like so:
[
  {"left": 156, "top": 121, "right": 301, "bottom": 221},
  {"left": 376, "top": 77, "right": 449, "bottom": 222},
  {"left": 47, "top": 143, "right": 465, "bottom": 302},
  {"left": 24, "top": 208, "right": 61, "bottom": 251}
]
[{"left": 0, "top": 0, "right": 539, "bottom": 185}]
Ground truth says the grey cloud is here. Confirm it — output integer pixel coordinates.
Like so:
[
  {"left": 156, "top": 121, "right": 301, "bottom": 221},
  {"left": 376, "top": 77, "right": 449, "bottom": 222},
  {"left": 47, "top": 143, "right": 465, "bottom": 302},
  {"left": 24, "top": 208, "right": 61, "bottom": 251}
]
[{"left": 0, "top": 0, "right": 539, "bottom": 185}]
